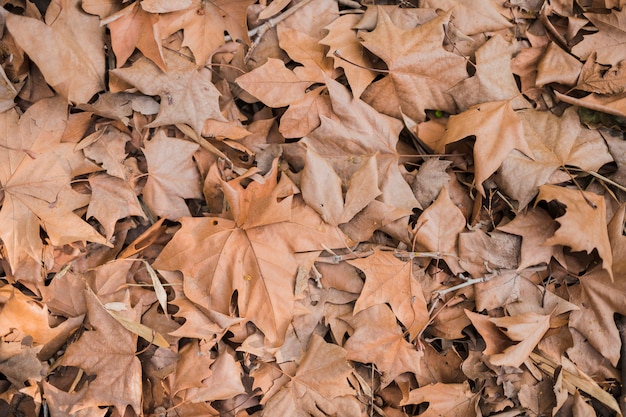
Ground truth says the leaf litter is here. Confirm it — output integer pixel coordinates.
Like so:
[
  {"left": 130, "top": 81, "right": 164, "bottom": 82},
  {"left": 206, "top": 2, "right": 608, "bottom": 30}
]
[{"left": 0, "top": 0, "right": 625, "bottom": 416}]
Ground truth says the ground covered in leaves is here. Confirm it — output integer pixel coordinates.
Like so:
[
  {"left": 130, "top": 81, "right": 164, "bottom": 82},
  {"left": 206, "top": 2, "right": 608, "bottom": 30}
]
[{"left": 1, "top": 0, "right": 626, "bottom": 416}]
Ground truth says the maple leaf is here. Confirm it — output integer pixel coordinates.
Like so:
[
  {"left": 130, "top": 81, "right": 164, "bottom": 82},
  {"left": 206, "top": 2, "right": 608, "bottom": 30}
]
[
  {"left": 262, "top": 334, "right": 355, "bottom": 416},
  {"left": 0, "top": 0, "right": 105, "bottom": 103},
  {"left": 488, "top": 312, "right": 551, "bottom": 367},
  {"left": 448, "top": 35, "right": 528, "bottom": 112},
  {"left": 422, "top": 0, "right": 512, "bottom": 35},
  {"left": 142, "top": 130, "right": 202, "bottom": 220},
  {"left": 111, "top": 49, "right": 226, "bottom": 135},
  {"left": 321, "top": 14, "right": 377, "bottom": 98},
  {"left": 497, "top": 207, "right": 563, "bottom": 270},
  {"left": 158, "top": 0, "right": 255, "bottom": 66},
  {"left": 497, "top": 107, "right": 614, "bottom": 209},
  {"left": 304, "top": 78, "right": 419, "bottom": 218},
  {"left": 153, "top": 163, "right": 350, "bottom": 345},
  {"left": 571, "top": 8, "right": 626, "bottom": 66},
  {"left": 80, "top": 126, "right": 131, "bottom": 180},
  {"left": 348, "top": 249, "right": 429, "bottom": 340},
  {"left": 359, "top": 8, "right": 468, "bottom": 122},
  {"left": 61, "top": 289, "right": 142, "bottom": 415},
  {"left": 0, "top": 340, "right": 45, "bottom": 387},
  {"left": 235, "top": 58, "right": 312, "bottom": 108},
  {"left": 440, "top": 100, "right": 532, "bottom": 196},
  {"left": 576, "top": 52, "right": 626, "bottom": 94},
  {"left": 344, "top": 304, "right": 424, "bottom": 386},
  {"left": 401, "top": 382, "right": 479, "bottom": 417},
  {"left": 0, "top": 98, "right": 107, "bottom": 280},
  {"left": 103, "top": 1, "right": 166, "bottom": 71},
  {"left": 0, "top": 289, "right": 84, "bottom": 353},
  {"left": 413, "top": 186, "right": 466, "bottom": 274},
  {"left": 536, "top": 185, "right": 613, "bottom": 280},
  {"left": 301, "top": 148, "right": 381, "bottom": 226},
  {"left": 183, "top": 342, "right": 246, "bottom": 402},
  {"left": 87, "top": 173, "right": 146, "bottom": 240}
]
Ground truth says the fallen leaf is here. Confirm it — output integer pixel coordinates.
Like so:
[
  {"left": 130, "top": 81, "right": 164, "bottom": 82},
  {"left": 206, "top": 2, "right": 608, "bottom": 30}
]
[
  {"left": 61, "top": 289, "right": 142, "bottom": 415},
  {"left": 536, "top": 184, "right": 613, "bottom": 280},
  {"left": 360, "top": 8, "right": 468, "bottom": 122},
  {"left": 349, "top": 249, "right": 429, "bottom": 340},
  {"left": 1, "top": 0, "right": 105, "bottom": 103},
  {"left": 142, "top": 130, "right": 202, "bottom": 220},
  {"left": 111, "top": 49, "right": 226, "bottom": 135}
]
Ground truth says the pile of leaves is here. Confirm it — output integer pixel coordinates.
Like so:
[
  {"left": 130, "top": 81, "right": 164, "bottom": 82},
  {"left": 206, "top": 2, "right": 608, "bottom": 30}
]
[{"left": 0, "top": 0, "right": 626, "bottom": 415}]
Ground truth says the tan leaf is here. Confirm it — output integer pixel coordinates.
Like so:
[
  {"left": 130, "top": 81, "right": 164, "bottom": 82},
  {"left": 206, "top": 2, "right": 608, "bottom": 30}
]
[
  {"left": 1, "top": 0, "right": 105, "bottom": 103},
  {"left": 158, "top": 0, "right": 255, "bottom": 65},
  {"left": 489, "top": 312, "right": 551, "bottom": 367},
  {"left": 184, "top": 342, "right": 246, "bottom": 402},
  {"left": 87, "top": 173, "right": 146, "bottom": 240},
  {"left": 235, "top": 58, "right": 311, "bottom": 108},
  {"left": 321, "top": 14, "right": 377, "bottom": 98},
  {"left": 153, "top": 167, "right": 349, "bottom": 346},
  {"left": 400, "top": 382, "right": 479, "bottom": 417},
  {"left": 497, "top": 207, "right": 563, "bottom": 270},
  {"left": 536, "top": 42, "right": 583, "bottom": 87},
  {"left": 349, "top": 249, "right": 429, "bottom": 340},
  {"left": 104, "top": 2, "right": 165, "bottom": 71},
  {"left": 576, "top": 51, "right": 626, "bottom": 94},
  {"left": 448, "top": 35, "right": 527, "bottom": 112},
  {"left": 414, "top": 186, "right": 466, "bottom": 274},
  {"left": 441, "top": 100, "right": 532, "bottom": 196},
  {"left": 536, "top": 185, "right": 612, "bottom": 279},
  {"left": 360, "top": 9, "right": 468, "bottom": 122},
  {"left": 263, "top": 335, "right": 354, "bottom": 416},
  {"left": 344, "top": 304, "right": 424, "bottom": 386},
  {"left": 111, "top": 49, "right": 226, "bottom": 135},
  {"left": 61, "top": 290, "right": 142, "bottom": 415},
  {"left": 571, "top": 8, "right": 626, "bottom": 65},
  {"left": 142, "top": 130, "right": 202, "bottom": 220}
]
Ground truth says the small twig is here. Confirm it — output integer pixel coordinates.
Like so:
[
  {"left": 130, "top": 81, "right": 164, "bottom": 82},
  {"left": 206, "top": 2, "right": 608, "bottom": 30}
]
[
  {"left": 333, "top": 50, "right": 389, "bottom": 73},
  {"left": 244, "top": 0, "right": 314, "bottom": 63}
]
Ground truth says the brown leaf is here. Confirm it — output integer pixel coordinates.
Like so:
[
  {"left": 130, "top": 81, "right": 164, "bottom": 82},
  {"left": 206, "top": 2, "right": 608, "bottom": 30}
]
[
  {"left": 235, "top": 58, "right": 311, "bottom": 108},
  {"left": 0, "top": 98, "right": 107, "bottom": 279},
  {"left": 321, "top": 14, "right": 377, "bottom": 98},
  {"left": 497, "top": 106, "right": 613, "bottom": 209},
  {"left": 497, "top": 207, "right": 564, "bottom": 270},
  {"left": 153, "top": 166, "right": 349, "bottom": 346},
  {"left": 1, "top": 0, "right": 105, "bottom": 103},
  {"left": 61, "top": 289, "right": 142, "bottom": 415},
  {"left": 536, "top": 185, "right": 613, "bottom": 279},
  {"left": 400, "top": 382, "right": 479, "bottom": 417},
  {"left": 142, "top": 130, "right": 202, "bottom": 220},
  {"left": 576, "top": 52, "right": 626, "bottom": 94},
  {"left": 344, "top": 304, "right": 424, "bottom": 386},
  {"left": 360, "top": 8, "right": 468, "bottom": 122},
  {"left": 414, "top": 186, "right": 466, "bottom": 274},
  {"left": 441, "top": 100, "right": 531, "bottom": 196},
  {"left": 87, "top": 173, "right": 146, "bottom": 240},
  {"left": 111, "top": 49, "right": 226, "bottom": 135},
  {"left": 448, "top": 35, "right": 527, "bottom": 111},
  {"left": 349, "top": 249, "right": 429, "bottom": 340},
  {"left": 104, "top": 2, "right": 166, "bottom": 71},
  {"left": 571, "top": 8, "right": 626, "bottom": 65},
  {"left": 262, "top": 334, "right": 354, "bottom": 416},
  {"left": 158, "top": 0, "right": 255, "bottom": 65}
]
